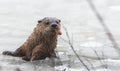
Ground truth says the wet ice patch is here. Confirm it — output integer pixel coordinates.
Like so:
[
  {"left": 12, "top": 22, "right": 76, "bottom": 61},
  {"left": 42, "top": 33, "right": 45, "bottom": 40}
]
[
  {"left": 80, "top": 41, "right": 103, "bottom": 47},
  {"left": 55, "top": 65, "right": 84, "bottom": 71},
  {"left": 110, "top": 6, "right": 120, "bottom": 11}
]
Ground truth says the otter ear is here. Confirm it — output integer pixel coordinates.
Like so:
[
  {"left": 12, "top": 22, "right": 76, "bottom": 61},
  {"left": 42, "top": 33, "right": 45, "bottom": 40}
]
[{"left": 38, "top": 20, "right": 42, "bottom": 23}]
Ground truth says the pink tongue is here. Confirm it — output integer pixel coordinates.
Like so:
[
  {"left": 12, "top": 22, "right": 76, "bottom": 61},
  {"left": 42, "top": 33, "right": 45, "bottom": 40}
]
[{"left": 55, "top": 28, "right": 62, "bottom": 35}]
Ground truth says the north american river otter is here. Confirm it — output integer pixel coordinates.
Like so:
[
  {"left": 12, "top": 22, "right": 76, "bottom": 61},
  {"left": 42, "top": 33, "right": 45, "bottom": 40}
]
[{"left": 2, "top": 17, "right": 62, "bottom": 61}]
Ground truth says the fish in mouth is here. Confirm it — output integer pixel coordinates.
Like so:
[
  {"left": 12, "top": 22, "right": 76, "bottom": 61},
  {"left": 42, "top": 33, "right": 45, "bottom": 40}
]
[{"left": 55, "top": 27, "right": 62, "bottom": 35}]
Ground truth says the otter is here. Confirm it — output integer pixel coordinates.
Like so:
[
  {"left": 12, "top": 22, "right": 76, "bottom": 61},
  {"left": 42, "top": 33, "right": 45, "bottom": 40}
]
[{"left": 2, "top": 17, "right": 62, "bottom": 61}]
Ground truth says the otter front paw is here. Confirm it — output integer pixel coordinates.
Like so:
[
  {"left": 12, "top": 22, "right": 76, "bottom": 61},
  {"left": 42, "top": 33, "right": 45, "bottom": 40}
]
[
  {"left": 22, "top": 56, "right": 30, "bottom": 61},
  {"left": 2, "top": 51, "right": 13, "bottom": 55}
]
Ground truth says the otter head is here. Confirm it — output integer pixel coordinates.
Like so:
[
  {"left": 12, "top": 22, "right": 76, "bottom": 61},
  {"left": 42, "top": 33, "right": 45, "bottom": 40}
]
[{"left": 38, "top": 17, "right": 62, "bottom": 35}]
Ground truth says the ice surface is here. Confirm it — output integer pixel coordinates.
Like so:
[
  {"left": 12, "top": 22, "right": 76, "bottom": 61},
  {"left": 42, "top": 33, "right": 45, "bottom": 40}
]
[{"left": 0, "top": 0, "right": 120, "bottom": 71}]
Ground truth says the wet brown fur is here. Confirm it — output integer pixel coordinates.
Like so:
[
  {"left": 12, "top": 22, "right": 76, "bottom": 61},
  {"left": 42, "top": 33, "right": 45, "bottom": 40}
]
[{"left": 2, "top": 17, "right": 61, "bottom": 61}]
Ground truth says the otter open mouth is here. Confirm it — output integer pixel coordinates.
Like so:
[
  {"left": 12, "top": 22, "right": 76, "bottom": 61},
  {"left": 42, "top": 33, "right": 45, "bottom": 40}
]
[{"left": 55, "top": 28, "right": 62, "bottom": 35}]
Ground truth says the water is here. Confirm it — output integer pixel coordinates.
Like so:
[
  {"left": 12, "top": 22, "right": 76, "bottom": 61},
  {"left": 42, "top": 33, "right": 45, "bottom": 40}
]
[{"left": 0, "top": 0, "right": 120, "bottom": 71}]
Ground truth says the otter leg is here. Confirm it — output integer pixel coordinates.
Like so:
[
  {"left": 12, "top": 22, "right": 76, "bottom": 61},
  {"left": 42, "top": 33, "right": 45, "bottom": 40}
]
[
  {"left": 30, "top": 53, "right": 46, "bottom": 61},
  {"left": 2, "top": 47, "right": 25, "bottom": 57},
  {"left": 30, "top": 46, "right": 47, "bottom": 61},
  {"left": 22, "top": 56, "right": 30, "bottom": 61},
  {"left": 2, "top": 51, "right": 16, "bottom": 56}
]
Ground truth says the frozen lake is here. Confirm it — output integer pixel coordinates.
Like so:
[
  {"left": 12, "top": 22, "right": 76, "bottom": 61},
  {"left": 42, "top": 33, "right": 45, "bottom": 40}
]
[{"left": 0, "top": 0, "right": 120, "bottom": 71}]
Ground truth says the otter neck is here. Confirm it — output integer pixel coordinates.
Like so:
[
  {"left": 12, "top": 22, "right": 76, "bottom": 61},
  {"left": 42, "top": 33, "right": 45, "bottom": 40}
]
[{"left": 35, "top": 24, "right": 58, "bottom": 48}]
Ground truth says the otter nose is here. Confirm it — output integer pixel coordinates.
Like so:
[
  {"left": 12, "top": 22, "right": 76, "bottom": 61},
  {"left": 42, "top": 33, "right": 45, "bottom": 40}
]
[{"left": 51, "top": 24, "right": 57, "bottom": 28}]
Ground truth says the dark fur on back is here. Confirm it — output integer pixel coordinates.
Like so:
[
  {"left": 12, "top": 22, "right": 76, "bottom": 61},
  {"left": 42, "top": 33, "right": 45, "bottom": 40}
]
[{"left": 2, "top": 17, "right": 61, "bottom": 61}]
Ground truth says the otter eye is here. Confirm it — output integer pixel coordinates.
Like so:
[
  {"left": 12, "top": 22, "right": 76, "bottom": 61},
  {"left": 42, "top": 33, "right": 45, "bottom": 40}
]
[
  {"left": 56, "top": 21, "right": 59, "bottom": 24},
  {"left": 59, "top": 20, "right": 61, "bottom": 22},
  {"left": 45, "top": 22, "right": 49, "bottom": 25}
]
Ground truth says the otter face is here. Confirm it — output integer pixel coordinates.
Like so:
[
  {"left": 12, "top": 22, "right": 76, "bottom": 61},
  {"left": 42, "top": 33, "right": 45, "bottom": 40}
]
[{"left": 38, "top": 17, "right": 62, "bottom": 35}]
